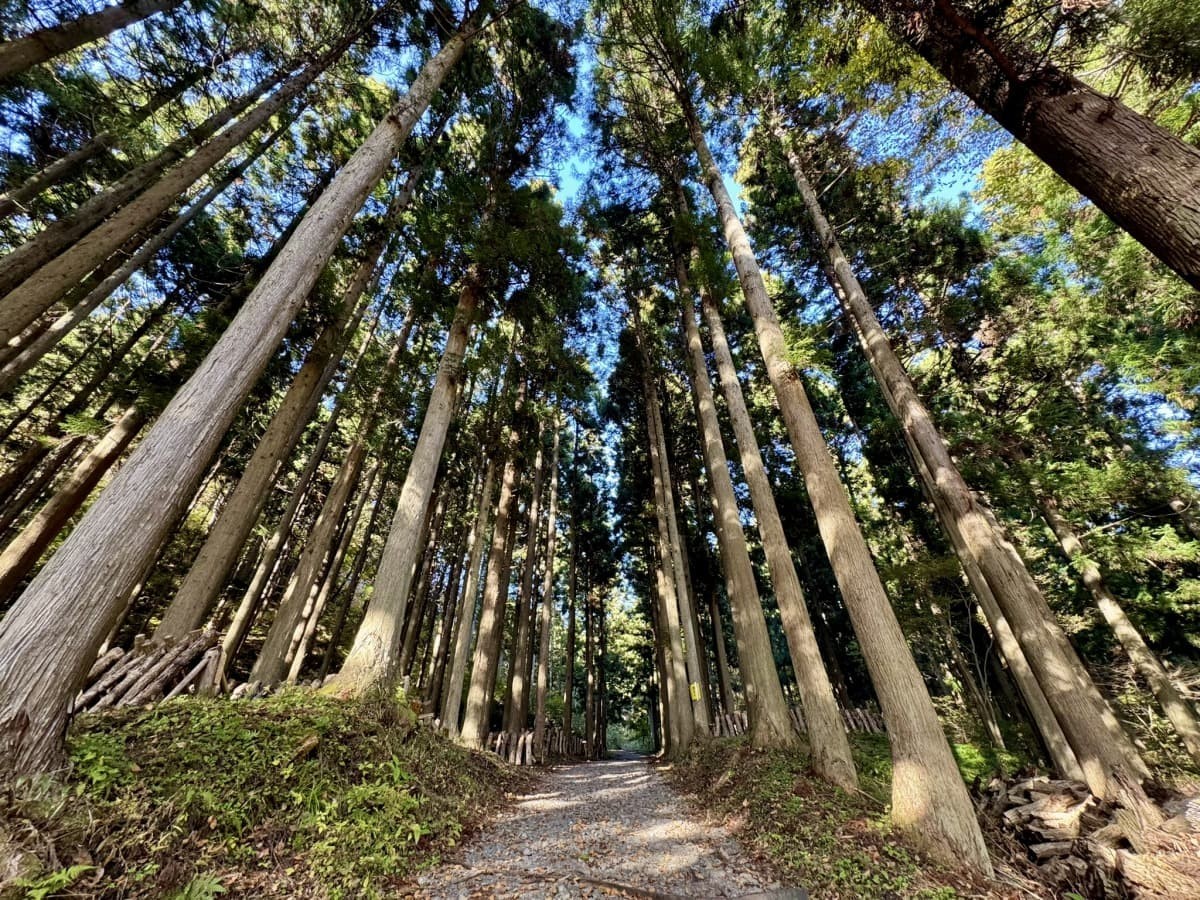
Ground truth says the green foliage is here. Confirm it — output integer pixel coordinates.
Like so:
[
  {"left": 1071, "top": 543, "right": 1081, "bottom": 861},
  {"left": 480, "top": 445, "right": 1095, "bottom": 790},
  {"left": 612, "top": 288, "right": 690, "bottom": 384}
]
[
  {"left": 53, "top": 691, "right": 526, "bottom": 898},
  {"left": 15, "top": 864, "right": 96, "bottom": 900}
]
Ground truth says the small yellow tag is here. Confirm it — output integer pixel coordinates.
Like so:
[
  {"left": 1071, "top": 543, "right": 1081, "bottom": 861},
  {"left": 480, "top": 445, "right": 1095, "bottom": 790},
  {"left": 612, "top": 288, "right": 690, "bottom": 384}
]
[{"left": 689, "top": 682, "right": 701, "bottom": 701}]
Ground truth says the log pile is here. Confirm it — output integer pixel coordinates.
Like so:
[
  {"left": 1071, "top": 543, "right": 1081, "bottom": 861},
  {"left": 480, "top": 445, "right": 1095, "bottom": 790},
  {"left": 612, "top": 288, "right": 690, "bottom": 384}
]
[
  {"left": 73, "top": 630, "right": 221, "bottom": 714},
  {"left": 977, "top": 773, "right": 1200, "bottom": 898},
  {"left": 484, "top": 727, "right": 586, "bottom": 764}
]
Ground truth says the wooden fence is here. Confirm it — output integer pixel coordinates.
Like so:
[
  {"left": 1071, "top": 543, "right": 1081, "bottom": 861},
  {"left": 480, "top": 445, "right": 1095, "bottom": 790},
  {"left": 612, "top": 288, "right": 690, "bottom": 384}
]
[
  {"left": 484, "top": 726, "right": 587, "bottom": 765},
  {"left": 712, "top": 705, "right": 885, "bottom": 738}
]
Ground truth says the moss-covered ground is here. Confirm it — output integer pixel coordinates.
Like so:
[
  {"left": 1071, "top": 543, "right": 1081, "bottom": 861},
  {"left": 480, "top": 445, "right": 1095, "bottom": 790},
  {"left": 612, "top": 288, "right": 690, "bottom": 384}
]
[
  {"left": 4, "top": 690, "right": 530, "bottom": 899},
  {"left": 662, "top": 734, "right": 1044, "bottom": 900}
]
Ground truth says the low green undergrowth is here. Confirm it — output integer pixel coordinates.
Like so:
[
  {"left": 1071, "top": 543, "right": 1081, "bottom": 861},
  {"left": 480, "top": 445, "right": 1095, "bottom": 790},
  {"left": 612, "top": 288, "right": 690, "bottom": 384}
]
[
  {"left": 6, "top": 690, "right": 525, "bottom": 898},
  {"left": 664, "top": 735, "right": 1018, "bottom": 899}
]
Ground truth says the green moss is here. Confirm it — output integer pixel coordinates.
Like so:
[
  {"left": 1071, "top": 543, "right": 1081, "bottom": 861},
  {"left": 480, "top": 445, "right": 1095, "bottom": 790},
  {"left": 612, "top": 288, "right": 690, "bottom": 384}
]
[
  {"left": 53, "top": 689, "right": 524, "bottom": 898},
  {"left": 665, "top": 737, "right": 971, "bottom": 899}
]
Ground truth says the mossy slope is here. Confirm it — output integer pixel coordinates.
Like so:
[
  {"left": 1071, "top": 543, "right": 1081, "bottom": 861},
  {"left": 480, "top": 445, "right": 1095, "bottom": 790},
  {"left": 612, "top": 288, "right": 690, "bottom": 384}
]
[{"left": 8, "top": 691, "right": 527, "bottom": 899}]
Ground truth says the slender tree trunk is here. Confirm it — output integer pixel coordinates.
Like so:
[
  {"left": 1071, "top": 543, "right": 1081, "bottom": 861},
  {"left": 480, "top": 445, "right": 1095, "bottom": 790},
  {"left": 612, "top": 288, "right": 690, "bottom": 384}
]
[
  {"left": 699, "top": 283, "right": 856, "bottom": 786},
  {"left": 534, "top": 424, "right": 561, "bottom": 761},
  {"left": 0, "top": 0, "right": 186, "bottom": 79},
  {"left": 0, "top": 121, "right": 284, "bottom": 393},
  {"left": 632, "top": 310, "right": 695, "bottom": 756},
  {"left": 505, "top": 424, "right": 546, "bottom": 751},
  {"left": 1039, "top": 493, "right": 1200, "bottom": 764},
  {"left": 684, "top": 97, "right": 990, "bottom": 873},
  {"left": 0, "top": 32, "right": 474, "bottom": 775},
  {"left": 0, "top": 63, "right": 292, "bottom": 303},
  {"left": 319, "top": 462, "right": 392, "bottom": 680},
  {"left": 563, "top": 482, "right": 577, "bottom": 737},
  {"left": 328, "top": 270, "right": 482, "bottom": 696},
  {"left": 857, "top": 0, "right": 1200, "bottom": 290},
  {"left": 460, "top": 383, "right": 527, "bottom": 749},
  {"left": 442, "top": 460, "right": 497, "bottom": 734},
  {"left": 0, "top": 405, "right": 144, "bottom": 600},
  {"left": 584, "top": 585, "right": 596, "bottom": 758},
  {"left": 676, "top": 264, "right": 796, "bottom": 750},
  {"left": 706, "top": 587, "right": 735, "bottom": 715},
  {"left": 0, "top": 46, "right": 340, "bottom": 339},
  {"left": 287, "top": 460, "right": 380, "bottom": 684},
  {"left": 0, "top": 64, "right": 208, "bottom": 220},
  {"left": 400, "top": 490, "right": 448, "bottom": 678},
  {"left": 780, "top": 135, "right": 1146, "bottom": 795}
]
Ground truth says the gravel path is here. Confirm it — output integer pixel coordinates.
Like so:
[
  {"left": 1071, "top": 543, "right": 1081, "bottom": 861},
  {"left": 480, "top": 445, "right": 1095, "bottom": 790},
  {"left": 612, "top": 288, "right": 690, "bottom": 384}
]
[{"left": 405, "top": 750, "right": 804, "bottom": 899}]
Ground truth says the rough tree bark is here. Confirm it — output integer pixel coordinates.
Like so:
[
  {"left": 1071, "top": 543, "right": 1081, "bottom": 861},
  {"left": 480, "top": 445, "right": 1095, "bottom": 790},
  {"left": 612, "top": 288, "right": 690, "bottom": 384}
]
[
  {"left": 632, "top": 308, "right": 695, "bottom": 757},
  {"left": 441, "top": 460, "right": 497, "bottom": 734},
  {"left": 0, "top": 31, "right": 475, "bottom": 775},
  {"left": 683, "top": 96, "right": 991, "bottom": 874},
  {"left": 326, "top": 271, "right": 482, "bottom": 696},
  {"left": 700, "top": 287, "right": 857, "bottom": 788},
  {"left": 460, "top": 381, "right": 527, "bottom": 749},
  {"left": 533, "top": 424, "right": 561, "bottom": 761},
  {"left": 780, "top": 134, "right": 1147, "bottom": 795},
  {"left": 857, "top": 0, "right": 1200, "bottom": 290},
  {"left": 675, "top": 256, "right": 796, "bottom": 750},
  {"left": 0, "top": 0, "right": 186, "bottom": 79}
]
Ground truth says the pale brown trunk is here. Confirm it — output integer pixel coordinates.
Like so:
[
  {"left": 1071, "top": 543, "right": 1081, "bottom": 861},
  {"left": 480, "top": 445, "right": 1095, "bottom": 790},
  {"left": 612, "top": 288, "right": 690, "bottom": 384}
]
[
  {"left": 1040, "top": 494, "right": 1200, "bottom": 764},
  {"left": 781, "top": 133, "right": 1146, "bottom": 795},
  {"left": 319, "top": 464, "right": 391, "bottom": 679},
  {"left": 400, "top": 491, "right": 447, "bottom": 678},
  {"left": 1, "top": 49, "right": 337, "bottom": 339},
  {"left": 0, "top": 122, "right": 283, "bottom": 393},
  {"left": 0, "top": 63, "right": 292, "bottom": 303},
  {"left": 460, "top": 410, "right": 525, "bottom": 749},
  {"left": 858, "top": 0, "right": 1200, "bottom": 290},
  {"left": 0, "top": 0, "right": 185, "bottom": 79},
  {"left": 700, "top": 287, "right": 856, "bottom": 787},
  {"left": 684, "top": 97, "right": 990, "bottom": 873},
  {"left": 505, "top": 425, "right": 547, "bottom": 751},
  {"left": 0, "top": 405, "right": 144, "bottom": 600},
  {"left": 287, "top": 460, "right": 380, "bottom": 684},
  {"left": 534, "top": 425, "right": 561, "bottom": 761},
  {"left": 632, "top": 309, "right": 695, "bottom": 756},
  {"left": 0, "top": 34, "right": 472, "bottom": 774},
  {"left": 563, "top": 480, "right": 577, "bottom": 736},
  {"left": 441, "top": 460, "right": 497, "bottom": 734},
  {"left": 327, "top": 272, "right": 480, "bottom": 696},
  {"left": 676, "top": 257, "right": 796, "bottom": 750}
]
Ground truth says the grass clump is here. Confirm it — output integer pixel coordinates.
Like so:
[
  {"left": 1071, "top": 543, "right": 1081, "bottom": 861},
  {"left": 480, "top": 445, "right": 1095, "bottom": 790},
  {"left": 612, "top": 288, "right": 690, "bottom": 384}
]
[
  {"left": 6, "top": 689, "right": 525, "bottom": 898},
  {"left": 664, "top": 736, "right": 1014, "bottom": 899}
]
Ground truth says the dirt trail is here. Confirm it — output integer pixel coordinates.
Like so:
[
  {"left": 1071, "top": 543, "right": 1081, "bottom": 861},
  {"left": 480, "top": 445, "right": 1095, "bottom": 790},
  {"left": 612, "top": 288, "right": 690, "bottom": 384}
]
[{"left": 406, "top": 749, "right": 805, "bottom": 898}]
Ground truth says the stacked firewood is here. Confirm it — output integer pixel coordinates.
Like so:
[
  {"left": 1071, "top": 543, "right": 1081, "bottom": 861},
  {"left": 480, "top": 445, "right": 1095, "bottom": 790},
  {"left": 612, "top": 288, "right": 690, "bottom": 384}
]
[
  {"left": 73, "top": 630, "right": 221, "bottom": 714},
  {"left": 977, "top": 773, "right": 1200, "bottom": 898}
]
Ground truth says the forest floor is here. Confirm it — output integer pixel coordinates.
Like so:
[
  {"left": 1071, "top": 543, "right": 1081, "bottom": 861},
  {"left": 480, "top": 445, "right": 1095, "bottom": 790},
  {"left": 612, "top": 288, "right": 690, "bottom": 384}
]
[{"left": 403, "top": 749, "right": 798, "bottom": 899}]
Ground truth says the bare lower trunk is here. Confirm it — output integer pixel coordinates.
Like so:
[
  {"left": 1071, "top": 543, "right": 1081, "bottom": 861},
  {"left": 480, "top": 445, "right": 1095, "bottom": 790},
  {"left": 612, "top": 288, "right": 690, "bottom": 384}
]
[
  {"left": 0, "top": 405, "right": 145, "bottom": 600},
  {"left": 781, "top": 135, "right": 1146, "bottom": 796},
  {"left": 633, "top": 309, "right": 695, "bottom": 757},
  {"left": 460, "top": 425, "right": 525, "bottom": 749},
  {"left": 251, "top": 434, "right": 369, "bottom": 686},
  {"left": 1039, "top": 494, "right": 1200, "bottom": 764},
  {"left": 287, "top": 460, "right": 380, "bottom": 684},
  {"left": 0, "top": 0, "right": 185, "bottom": 79},
  {"left": 700, "top": 288, "right": 856, "bottom": 787},
  {"left": 563, "top": 493, "right": 577, "bottom": 736},
  {"left": 675, "top": 257, "right": 795, "bottom": 749},
  {"left": 441, "top": 460, "right": 497, "bottom": 734},
  {"left": 0, "top": 33, "right": 472, "bottom": 775},
  {"left": 858, "top": 0, "right": 1200, "bottom": 290},
  {"left": 327, "top": 274, "right": 481, "bottom": 697},
  {"left": 684, "top": 98, "right": 990, "bottom": 874},
  {"left": 504, "top": 425, "right": 546, "bottom": 747},
  {"left": 534, "top": 425, "right": 561, "bottom": 761}
]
